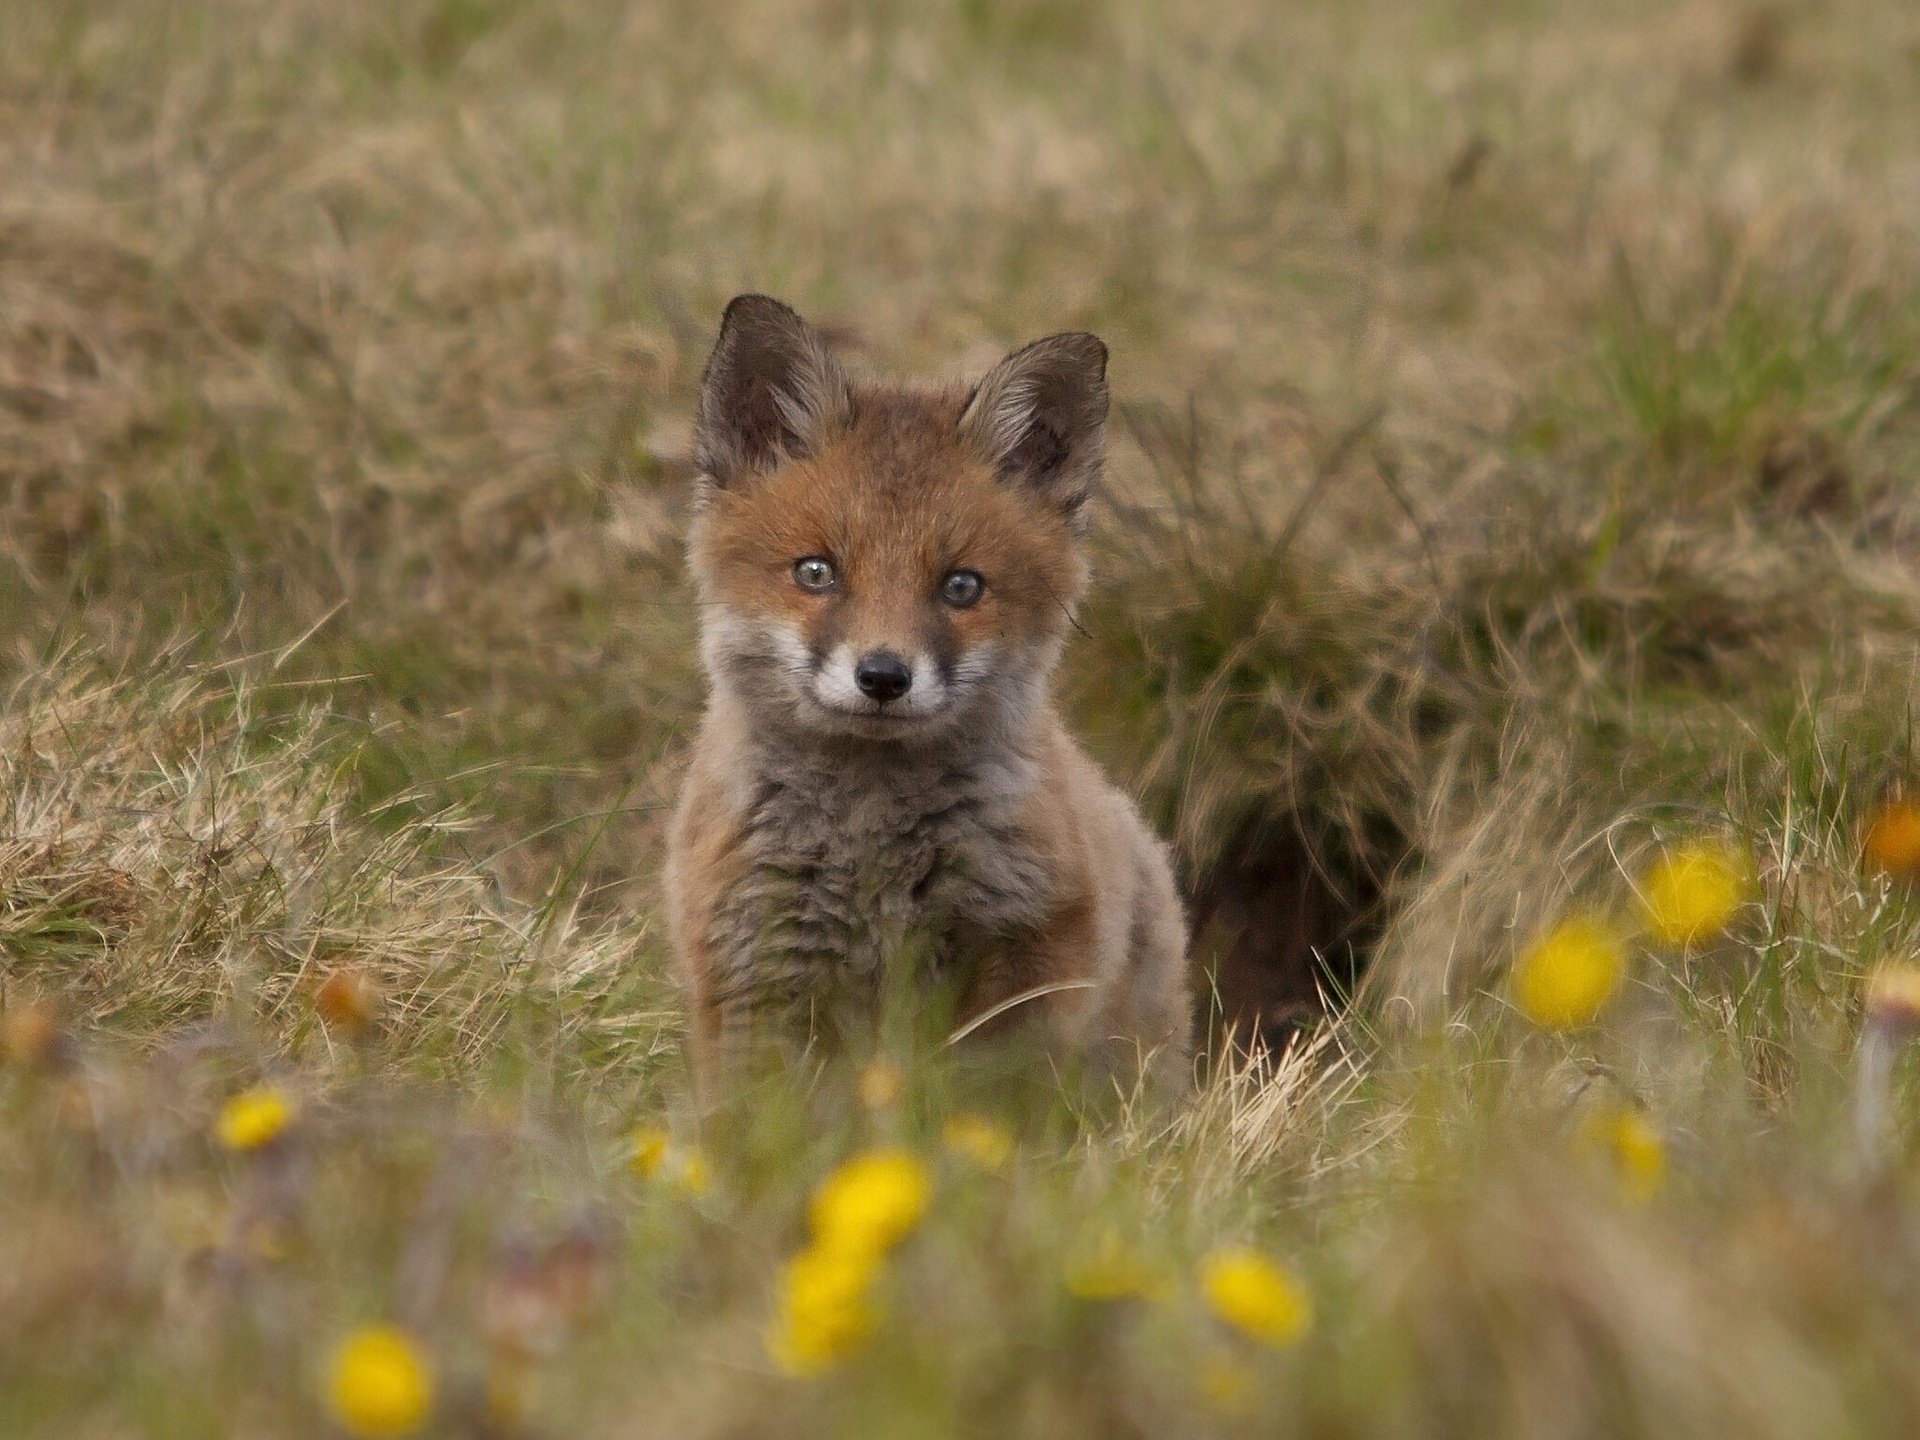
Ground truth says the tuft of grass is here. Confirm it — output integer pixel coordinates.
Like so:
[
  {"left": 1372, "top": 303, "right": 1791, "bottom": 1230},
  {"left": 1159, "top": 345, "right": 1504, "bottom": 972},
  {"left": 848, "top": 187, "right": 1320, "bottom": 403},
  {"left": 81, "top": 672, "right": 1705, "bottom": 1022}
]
[
  {"left": 1070, "top": 393, "right": 1920, "bottom": 1029},
  {"left": 0, "top": 653, "right": 674, "bottom": 1090}
]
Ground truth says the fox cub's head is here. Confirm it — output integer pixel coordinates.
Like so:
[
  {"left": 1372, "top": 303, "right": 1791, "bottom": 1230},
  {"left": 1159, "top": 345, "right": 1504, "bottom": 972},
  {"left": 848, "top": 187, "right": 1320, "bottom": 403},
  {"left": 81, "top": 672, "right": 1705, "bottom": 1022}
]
[{"left": 687, "top": 294, "right": 1106, "bottom": 745}]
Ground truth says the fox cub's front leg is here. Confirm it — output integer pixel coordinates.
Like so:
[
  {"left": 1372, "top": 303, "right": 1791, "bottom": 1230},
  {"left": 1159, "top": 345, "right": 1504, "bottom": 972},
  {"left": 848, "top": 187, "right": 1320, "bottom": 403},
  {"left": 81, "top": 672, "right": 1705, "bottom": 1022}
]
[
  {"left": 672, "top": 925, "right": 739, "bottom": 1105},
  {"left": 664, "top": 770, "right": 755, "bottom": 1102},
  {"left": 668, "top": 784, "right": 869, "bottom": 1100}
]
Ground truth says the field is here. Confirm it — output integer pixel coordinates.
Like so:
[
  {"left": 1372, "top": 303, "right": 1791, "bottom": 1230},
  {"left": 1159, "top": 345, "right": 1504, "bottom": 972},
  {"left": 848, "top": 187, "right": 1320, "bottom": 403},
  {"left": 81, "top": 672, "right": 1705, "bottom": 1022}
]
[{"left": 6, "top": 0, "right": 1920, "bottom": 1434}]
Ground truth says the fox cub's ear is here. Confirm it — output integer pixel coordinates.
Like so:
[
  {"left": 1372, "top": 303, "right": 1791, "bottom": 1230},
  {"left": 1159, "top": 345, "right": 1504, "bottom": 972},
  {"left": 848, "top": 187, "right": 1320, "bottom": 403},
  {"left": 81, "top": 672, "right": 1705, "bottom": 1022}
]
[
  {"left": 959, "top": 332, "right": 1109, "bottom": 526},
  {"left": 695, "top": 295, "right": 851, "bottom": 485}
]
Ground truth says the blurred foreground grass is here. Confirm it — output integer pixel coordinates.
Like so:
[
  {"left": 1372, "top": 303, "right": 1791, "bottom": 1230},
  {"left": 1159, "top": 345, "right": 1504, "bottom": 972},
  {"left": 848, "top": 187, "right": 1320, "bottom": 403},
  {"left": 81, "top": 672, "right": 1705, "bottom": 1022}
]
[{"left": 6, "top": 0, "right": 1920, "bottom": 1435}]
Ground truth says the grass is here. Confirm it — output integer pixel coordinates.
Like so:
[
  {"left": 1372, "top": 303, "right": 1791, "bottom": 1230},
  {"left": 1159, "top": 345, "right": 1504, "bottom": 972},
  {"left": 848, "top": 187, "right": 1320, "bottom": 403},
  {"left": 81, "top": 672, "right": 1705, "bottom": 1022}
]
[{"left": 6, "top": 0, "right": 1920, "bottom": 1434}]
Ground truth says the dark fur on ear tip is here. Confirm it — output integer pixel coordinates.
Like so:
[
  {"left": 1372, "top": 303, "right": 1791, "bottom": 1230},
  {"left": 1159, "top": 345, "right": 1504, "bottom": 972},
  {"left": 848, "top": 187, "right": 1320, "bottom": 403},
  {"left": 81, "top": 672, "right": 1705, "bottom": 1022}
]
[
  {"left": 694, "top": 294, "right": 851, "bottom": 486},
  {"left": 958, "top": 330, "right": 1110, "bottom": 521},
  {"left": 718, "top": 292, "right": 803, "bottom": 331},
  {"left": 1045, "top": 331, "right": 1108, "bottom": 380}
]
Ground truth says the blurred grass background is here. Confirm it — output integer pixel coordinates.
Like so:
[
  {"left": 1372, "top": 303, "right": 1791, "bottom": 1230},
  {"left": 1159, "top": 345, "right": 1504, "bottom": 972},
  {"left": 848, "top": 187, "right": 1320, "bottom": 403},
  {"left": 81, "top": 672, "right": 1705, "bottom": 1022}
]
[{"left": 5, "top": 0, "right": 1920, "bottom": 1435}]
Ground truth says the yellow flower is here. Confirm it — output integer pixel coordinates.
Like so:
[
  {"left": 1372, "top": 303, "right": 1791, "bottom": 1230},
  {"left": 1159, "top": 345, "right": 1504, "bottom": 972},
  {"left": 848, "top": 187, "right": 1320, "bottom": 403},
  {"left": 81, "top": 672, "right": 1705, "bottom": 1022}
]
[
  {"left": 1, "top": 1000, "right": 66, "bottom": 1069},
  {"left": 1196, "top": 1349, "right": 1258, "bottom": 1416},
  {"left": 325, "top": 1325, "right": 435, "bottom": 1438},
  {"left": 766, "top": 1241, "right": 882, "bottom": 1376},
  {"left": 629, "top": 1125, "right": 710, "bottom": 1196},
  {"left": 659, "top": 1143, "right": 711, "bottom": 1195},
  {"left": 1062, "top": 1226, "right": 1168, "bottom": 1302},
  {"left": 1864, "top": 801, "right": 1920, "bottom": 880},
  {"left": 1199, "top": 1246, "right": 1313, "bottom": 1349},
  {"left": 315, "top": 968, "right": 381, "bottom": 1035},
  {"left": 1511, "top": 914, "right": 1627, "bottom": 1030},
  {"left": 941, "top": 1112, "right": 1013, "bottom": 1173},
  {"left": 1639, "top": 841, "right": 1753, "bottom": 948},
  {"left": 809, "top": 1148, "right": 931, "bottom": 1258},
  {"left": 630, "top": 1125, "right": 669, "bottom": 1178},
  {"left": 675, "top": 1147, "right": 712, "bottom": 1196},
  {"left": 1865, "top": 963, "right": 1920, "bottom": 1034},
  {"left": 1581, "top": 1104, "right": 1667, "bottom": 1202},
  {"left": 857, "top": 1056, "right": 906, "bottom": 1111},
  {"left": 216, "top": 1085, "right": 296, "bottom": 1152}
]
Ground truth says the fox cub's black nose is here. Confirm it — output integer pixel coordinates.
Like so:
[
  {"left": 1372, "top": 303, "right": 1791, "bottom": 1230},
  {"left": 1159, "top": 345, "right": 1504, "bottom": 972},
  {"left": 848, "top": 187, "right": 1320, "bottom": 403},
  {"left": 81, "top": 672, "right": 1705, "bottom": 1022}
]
[{"left": 854, "top": 651, "right": 913, "bottom": 702}]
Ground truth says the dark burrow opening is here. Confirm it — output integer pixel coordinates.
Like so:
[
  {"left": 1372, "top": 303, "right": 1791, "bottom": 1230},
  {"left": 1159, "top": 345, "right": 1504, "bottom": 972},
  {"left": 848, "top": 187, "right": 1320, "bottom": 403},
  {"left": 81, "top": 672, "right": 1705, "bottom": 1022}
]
[{"left": 1186, "top": 814, "right": 1409, "bottom": 1056}]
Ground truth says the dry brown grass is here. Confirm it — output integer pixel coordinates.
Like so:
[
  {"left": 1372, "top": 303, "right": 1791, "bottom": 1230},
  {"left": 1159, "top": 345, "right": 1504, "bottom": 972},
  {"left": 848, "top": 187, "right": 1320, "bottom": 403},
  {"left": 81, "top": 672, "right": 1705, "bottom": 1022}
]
[{"left": 0, "top": 652, "right": 671, "bottom": 1079}]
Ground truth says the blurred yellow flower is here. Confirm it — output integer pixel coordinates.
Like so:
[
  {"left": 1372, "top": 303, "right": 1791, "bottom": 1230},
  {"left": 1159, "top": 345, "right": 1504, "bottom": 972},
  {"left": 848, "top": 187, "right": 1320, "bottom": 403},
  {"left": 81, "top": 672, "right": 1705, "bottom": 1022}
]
[
  {"left": 1639, "top": 841, "right": 1753, "bottom": 948},
  {"left": 1581, "top": 1104, "right": 1667, "bottom": 1202},
  {"left": 675, "top": 1148, "right": 712, "bottom": 1196},
  {"left": 766, "top": 1240, "right": 882, "bottom": 1376},
  {"left": 1199, "top": 1246, "right": 1313, "bottom": 1349},
  {"left": 216, "top": 1085, "right": 296, "bottom": 1152},
  {"left": 1865, "top": 963, "right": 1920, "bottom": 1034},
  {"left": 325, "top": 1324, "right": 435, "bottom": 1438},
  {"left": 315, "top": 968, "right": 381, "bottom": 1035},
  {"left": 810, "top": 1148, "right": 931, "bottom": 1258},
  {"left": 630, "top": 1124, "right": 669, "bottom": 1177},
  {"left": 1063, "top": 1226, "right": 1168, "bottom": 1302},
  {"left": 1864, "top": 801, "right": 1920, "bottom": 880},
  {"left": 629, "top": 1125, "right": 710, "bottom": 1196},
  {"left": 857, "top": 1056, "right": 906, "bottom": 1110},
  {"left": 1, "top": 1000, "right": 66, "bottom": 1069},
  {"left": 1511, "top": 915, "right": 1627, "bottom": 1030},
  {"left": 941, "top": 1112, "right": 1013, "bottom": 1172},
  {"left": 1196, "top": 1349, "right": 1258, "bottom": 1416}
]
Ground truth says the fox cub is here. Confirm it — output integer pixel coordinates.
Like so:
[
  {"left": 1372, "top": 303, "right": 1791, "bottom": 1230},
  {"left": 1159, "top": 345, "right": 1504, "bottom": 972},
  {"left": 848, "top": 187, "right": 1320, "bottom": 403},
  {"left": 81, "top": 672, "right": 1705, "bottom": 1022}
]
[{"left": 666, "top": 295, "right": 1190, "bottom": 1093}]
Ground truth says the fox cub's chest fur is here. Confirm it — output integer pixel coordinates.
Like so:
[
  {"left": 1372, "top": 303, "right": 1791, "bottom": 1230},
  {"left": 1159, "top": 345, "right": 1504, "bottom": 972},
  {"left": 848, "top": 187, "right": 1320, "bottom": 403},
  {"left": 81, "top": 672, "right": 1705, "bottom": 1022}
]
[
  {"left": 713, "top": 745, "right": 1051, "bottom": 997},
  {"left": 665, "top": 294, "right": 1191, "bottom": 1094}
]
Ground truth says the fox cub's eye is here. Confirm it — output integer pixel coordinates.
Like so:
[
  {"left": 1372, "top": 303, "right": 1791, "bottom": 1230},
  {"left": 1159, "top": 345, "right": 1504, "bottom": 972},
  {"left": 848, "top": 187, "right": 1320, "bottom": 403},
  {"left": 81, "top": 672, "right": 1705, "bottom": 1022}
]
[
  {"left": 940, "top": 569, "right": 985, "bottom": 608},
  {"left": 792, "top": 557, "right": 837, "bottom": 592}
]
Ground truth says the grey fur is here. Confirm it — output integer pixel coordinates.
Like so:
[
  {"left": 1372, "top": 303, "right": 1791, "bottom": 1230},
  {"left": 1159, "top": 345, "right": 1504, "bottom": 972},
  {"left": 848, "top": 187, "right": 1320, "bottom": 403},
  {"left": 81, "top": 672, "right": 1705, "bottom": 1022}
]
[{"left": 699, "top": 712, "right": 1057, "bottom": 1032}]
